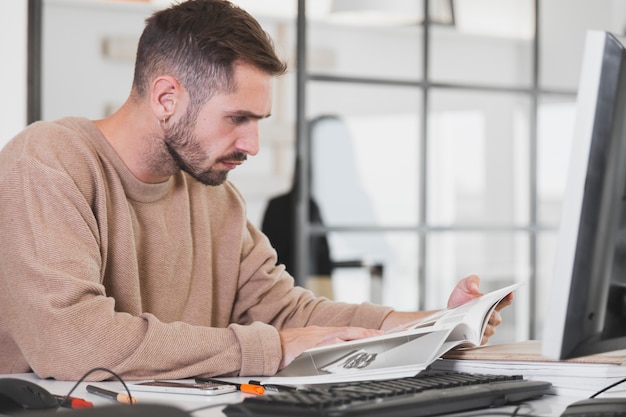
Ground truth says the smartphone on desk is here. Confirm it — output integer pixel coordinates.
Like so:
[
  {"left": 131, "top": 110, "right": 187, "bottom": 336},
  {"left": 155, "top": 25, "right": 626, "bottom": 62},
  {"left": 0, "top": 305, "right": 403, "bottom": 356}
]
[{"left": 130, "top": 380, "right": 237, "bottom": 396}]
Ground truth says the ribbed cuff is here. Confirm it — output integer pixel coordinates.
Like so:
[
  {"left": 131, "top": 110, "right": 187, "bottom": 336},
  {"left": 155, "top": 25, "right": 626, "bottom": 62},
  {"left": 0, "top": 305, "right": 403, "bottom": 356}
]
[{"left": 229, "top": 321, "right": 282, "bottom": 376}]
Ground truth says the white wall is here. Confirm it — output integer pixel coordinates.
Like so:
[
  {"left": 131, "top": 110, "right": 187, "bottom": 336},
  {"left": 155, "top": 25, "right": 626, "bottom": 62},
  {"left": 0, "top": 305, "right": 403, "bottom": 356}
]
[{"left": 0, "top": 1, "right": 28, "bottom": 148}]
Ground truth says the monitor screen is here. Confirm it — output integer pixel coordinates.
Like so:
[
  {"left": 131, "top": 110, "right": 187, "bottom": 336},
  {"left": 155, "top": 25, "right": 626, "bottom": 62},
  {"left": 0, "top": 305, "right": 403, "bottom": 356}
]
[{"left": 542, "top": 30, "right": 626, "bottom": 360}]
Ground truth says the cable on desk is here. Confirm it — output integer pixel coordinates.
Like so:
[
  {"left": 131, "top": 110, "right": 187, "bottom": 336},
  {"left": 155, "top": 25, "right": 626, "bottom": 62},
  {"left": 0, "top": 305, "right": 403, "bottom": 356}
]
[
  {"left": 590, "top": 376, "right": 626, "bottom": 399},
  {"left": 59, "top": 367, "right": 134, "bottom": 409},
  {"left": 509, "top": 402, "right": 544, "bottom": 417}
]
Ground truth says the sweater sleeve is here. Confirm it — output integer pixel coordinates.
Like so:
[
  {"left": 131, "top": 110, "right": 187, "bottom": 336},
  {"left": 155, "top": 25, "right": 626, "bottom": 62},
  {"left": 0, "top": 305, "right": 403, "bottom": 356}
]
[{"left": 231, "top": 219, "right": 394, "bottom": 334}]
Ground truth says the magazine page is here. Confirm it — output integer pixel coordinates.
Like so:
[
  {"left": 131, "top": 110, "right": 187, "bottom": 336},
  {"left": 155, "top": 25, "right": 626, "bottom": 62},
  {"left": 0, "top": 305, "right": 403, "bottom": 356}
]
[
  {"left": 266, "top": 282, "right": 521, "bottom": 385},
  {"left": 266, "top": 328, "right": 455, "bottom": 385},
  {"left": 383, "top": 283, "right": 521, "bottom": 340}
]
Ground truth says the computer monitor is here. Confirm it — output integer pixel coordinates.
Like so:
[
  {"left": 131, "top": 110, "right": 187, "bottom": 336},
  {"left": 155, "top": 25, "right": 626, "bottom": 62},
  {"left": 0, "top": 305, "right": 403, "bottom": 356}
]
[{"left": 542, "top": 30, "right": 626, "bottom": 360}]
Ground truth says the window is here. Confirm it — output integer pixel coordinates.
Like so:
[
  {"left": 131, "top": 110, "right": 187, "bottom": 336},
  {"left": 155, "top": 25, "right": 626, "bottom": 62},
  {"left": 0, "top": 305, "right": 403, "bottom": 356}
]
[{"left": 296, "top": 0, "right": 626, "bottom": 342}]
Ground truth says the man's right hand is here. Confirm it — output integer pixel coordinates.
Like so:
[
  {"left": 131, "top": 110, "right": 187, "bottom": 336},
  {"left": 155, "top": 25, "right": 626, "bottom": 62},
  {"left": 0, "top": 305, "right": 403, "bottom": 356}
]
[{"left": 278, "top": 326, "right": 383, "bottom": 370}]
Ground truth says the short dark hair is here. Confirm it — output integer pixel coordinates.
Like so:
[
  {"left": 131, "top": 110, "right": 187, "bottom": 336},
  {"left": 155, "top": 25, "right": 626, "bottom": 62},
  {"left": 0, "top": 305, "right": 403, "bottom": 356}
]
[{"left": 132, "top": 0, "right": 287, "bottom": 106}]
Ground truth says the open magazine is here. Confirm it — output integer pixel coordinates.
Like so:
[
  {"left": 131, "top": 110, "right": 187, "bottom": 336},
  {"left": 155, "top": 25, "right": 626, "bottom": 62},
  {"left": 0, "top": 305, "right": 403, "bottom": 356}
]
[{"left": 264, "top": 283, "right": 521, "bottom": 385}]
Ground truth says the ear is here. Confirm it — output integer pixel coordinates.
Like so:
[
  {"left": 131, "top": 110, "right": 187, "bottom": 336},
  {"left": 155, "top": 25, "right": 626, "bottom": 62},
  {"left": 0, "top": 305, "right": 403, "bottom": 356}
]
[{"left": 150, "top": 75, "right": 182, "bottom": 122}]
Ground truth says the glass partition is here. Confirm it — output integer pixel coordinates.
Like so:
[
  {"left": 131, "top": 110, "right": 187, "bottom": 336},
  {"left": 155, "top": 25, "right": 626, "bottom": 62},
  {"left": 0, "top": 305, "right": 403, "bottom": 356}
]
[
  {"left": 430, "top": 0, "right": 534, "bottom": 88},
  {"left": 427, "top": 90, "right": 531, "bottom": 226},
  {"left": 308, "top": 82, "right": 422, "bottom": 227}
]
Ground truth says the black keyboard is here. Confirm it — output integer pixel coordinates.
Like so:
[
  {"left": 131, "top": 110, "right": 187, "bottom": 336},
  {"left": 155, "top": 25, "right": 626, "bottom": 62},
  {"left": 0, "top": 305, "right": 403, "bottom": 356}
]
[{"left": 223, "top": 370, "right": 552, "bottom": 417}]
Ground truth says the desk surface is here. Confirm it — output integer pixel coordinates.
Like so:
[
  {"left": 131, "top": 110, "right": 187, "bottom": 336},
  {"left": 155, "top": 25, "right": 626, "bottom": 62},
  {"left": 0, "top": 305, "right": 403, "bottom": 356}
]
[{"left": 0, "top": 373, "right": 585, "bottom": 417}]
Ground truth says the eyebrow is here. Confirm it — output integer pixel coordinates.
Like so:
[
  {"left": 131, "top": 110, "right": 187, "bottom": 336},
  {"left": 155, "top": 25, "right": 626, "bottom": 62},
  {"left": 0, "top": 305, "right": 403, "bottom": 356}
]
[{"left": 230, "top": 110, "right": 271, "bottom": 120}]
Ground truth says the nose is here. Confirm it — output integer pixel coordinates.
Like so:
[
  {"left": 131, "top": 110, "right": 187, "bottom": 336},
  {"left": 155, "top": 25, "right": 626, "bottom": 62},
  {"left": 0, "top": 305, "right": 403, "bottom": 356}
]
[{"left": 235, "top": 122, "right": 260, "bottom": 156}]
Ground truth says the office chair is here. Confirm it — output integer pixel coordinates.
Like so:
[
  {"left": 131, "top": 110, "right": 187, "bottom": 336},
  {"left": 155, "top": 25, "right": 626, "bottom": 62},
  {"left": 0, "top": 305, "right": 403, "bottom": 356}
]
[{"left": 261, "top": 191, "right": 383, "bottom": 301}]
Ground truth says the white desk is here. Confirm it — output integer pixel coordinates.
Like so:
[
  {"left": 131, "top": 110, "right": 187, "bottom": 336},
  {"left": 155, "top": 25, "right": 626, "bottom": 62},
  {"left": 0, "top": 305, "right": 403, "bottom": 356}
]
[
  {"left": 2, "top": 374, "right": 236, "bottom": 416},
  {"left": 0, "top": 373, "right": 583, "bottom": 416}
]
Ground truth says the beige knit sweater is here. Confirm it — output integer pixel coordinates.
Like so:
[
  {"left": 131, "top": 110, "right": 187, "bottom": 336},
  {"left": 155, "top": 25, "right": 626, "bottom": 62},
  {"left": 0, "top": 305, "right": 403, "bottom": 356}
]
[{"left": 0, "top": 117, "right": 392, "bottom": 381}]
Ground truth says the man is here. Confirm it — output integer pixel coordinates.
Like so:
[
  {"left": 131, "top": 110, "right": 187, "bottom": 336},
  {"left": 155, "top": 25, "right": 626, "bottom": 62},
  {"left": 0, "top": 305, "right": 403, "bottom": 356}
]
[{"left": 0, "top": 0, "right": 512, "bottom": 381}]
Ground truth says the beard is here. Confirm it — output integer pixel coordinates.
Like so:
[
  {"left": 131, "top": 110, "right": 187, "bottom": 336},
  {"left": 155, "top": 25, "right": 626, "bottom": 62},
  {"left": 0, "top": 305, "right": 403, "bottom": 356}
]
[{"left": 163, "top": 111, "right": 246, "bottom": 186}]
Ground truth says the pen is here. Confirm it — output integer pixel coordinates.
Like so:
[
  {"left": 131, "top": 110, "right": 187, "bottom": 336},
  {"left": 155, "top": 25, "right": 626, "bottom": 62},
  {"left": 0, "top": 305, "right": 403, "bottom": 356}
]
[
  {"left": 54, "top": 395, "right": 94, "bottom": 408},
  {"left": 248, "top": 380, "right": 298, "bottom": 392},
  {"left": 195, "top": 378, "right": 265, "bottom": 395},
  {"left": 85, "top": 385, "right": 137, "bottom": 404}
]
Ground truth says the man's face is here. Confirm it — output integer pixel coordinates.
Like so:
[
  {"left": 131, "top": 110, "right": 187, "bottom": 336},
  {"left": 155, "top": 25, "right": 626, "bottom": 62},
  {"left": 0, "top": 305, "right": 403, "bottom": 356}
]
[{"left": 164, "top": 63, "right": 273, "bottom": 186}]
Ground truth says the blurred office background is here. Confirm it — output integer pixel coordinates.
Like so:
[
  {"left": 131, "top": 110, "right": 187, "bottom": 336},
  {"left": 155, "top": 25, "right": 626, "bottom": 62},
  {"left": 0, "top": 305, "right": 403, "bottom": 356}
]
[{"left": 2, "top": 0, "right": 625, "bottom": 345}]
